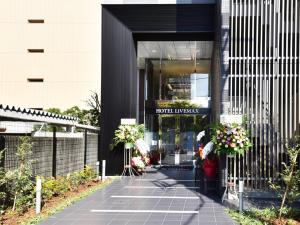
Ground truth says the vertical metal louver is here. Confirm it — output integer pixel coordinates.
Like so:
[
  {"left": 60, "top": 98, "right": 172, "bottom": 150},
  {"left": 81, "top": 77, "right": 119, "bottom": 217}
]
[{"left": 228, "top": 0, "right": 300, "bottom": 190}]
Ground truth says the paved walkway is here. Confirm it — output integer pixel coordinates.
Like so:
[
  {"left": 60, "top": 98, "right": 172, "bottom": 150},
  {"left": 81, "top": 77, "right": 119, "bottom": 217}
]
[{"left": 39, "top": 168, "right": 235, "bottom": 225}]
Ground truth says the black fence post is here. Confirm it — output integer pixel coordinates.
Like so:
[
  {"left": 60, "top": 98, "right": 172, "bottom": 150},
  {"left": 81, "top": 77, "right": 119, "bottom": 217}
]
[
  {"left": 84, "top": 129, "right": 87, "bottom": 168},
  {"left": 52, "top": 126, "right": 57, "bottom": 177}
]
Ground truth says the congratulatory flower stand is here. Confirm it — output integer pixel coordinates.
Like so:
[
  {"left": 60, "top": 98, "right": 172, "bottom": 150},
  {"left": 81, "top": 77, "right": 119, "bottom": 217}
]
[
  {"left": 211, "top": 122, "right": 252, "bottom": 202},
  {"left": 111, "top": 123, "right": 144, "bottom": 177}
]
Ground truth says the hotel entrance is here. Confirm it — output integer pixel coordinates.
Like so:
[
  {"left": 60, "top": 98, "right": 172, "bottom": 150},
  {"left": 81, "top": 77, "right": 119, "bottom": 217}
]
[
  {"left": 137, "top": 41, "right": 213, "bottom": 166},
  {"left": 101, "top": 4, "right": 217, "bottom": 175},
  {"left": 146, "top": 114, "right": 210, "bottom": 166}
]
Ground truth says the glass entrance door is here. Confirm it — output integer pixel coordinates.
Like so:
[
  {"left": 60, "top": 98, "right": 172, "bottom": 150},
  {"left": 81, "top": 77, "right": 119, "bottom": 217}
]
[
  {"left": 160, "top": 116, "right": 176, "bottom": 165},
  {"left": 138, "top": 41, "right": 213, "bottom": 166},
  {"left": 160, "top": 114, "right": 209, "bottom": 165}
]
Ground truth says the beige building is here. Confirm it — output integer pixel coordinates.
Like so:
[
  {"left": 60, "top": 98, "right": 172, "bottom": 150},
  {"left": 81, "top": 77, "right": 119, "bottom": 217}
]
[{"left": 0, "top": 0, "right": 101, "bottom": 110}]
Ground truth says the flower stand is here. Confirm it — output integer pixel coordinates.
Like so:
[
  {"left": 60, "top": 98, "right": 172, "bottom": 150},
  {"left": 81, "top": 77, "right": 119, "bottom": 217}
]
[
  {"left": 221, "top": 154, "right": 238, "bottom": 202},
  {"left": 121, "top": 144, "right": 138, "bottom": 178}
]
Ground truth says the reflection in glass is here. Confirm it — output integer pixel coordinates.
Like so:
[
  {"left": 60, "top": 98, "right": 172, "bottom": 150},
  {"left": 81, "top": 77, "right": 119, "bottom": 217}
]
[{"left": 138, "top": 41, "right": 213, "bottom": 165}]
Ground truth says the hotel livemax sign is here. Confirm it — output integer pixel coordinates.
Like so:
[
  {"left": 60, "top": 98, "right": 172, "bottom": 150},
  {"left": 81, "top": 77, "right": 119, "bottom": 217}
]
[{"left": 155, "top": 108, "right": 209, "bottom": 114}]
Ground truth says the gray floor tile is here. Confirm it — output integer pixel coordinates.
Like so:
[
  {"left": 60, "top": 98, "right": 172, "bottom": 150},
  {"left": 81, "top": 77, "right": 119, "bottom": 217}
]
[
  {"left": 129, "top": 222, "right": 148, "bottom": 225},
  {"left": 163, "top": 221, "right": 181, "bottom": 225},
  {"left": 73, "top": 221, "right": 111, "bottom": 225},
  {"left": 164, "top": 213, "right": 182, "bottom": 220},
  {"left": 145, "top": 223, "right": 163, "bottom": 225},
  {"left": 39, "top": 169, "right": 234, "bottom": 225},
  {"left": 108, "top": 221, "right": 128, "bottom": 225}
]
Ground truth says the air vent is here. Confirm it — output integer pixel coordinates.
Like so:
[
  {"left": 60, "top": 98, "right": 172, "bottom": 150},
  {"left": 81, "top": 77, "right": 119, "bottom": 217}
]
[
  {"left": 27, "top": 49, "right": 44, "bottom": 53},
  {"left": 28, "top": 19, "right": 44, "bottom": 23},
  {"left": 27, "top": 78, "right": 44, "bottom": 82}
]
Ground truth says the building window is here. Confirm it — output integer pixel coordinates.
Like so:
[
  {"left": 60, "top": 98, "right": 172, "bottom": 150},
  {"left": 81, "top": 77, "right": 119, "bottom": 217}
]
[
  {"left": 27, "top": 19, "right": 44, "bottom": 23},
  {"left": 27, "top": 78, "right": 44, "bottom": 83},
  {"left": 27, "top": 49, "right": 44, "bottom": 53}
]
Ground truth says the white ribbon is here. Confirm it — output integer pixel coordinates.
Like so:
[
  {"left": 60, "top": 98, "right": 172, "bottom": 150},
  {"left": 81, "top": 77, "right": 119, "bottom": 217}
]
[
  {"left": 196, "top": 130, "right": 205, "bottom": 142},
  {"left": 135, "top": 139, "right": 150, "bottom": 155},
  {"left": 202, "top": 141, "right": 214, "bottom": 159}
]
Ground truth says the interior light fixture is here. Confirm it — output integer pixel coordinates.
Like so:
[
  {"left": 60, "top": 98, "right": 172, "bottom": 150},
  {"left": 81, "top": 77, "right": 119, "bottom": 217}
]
[{"left": 152, "top": 49, "right": 157, "bottom": 53}]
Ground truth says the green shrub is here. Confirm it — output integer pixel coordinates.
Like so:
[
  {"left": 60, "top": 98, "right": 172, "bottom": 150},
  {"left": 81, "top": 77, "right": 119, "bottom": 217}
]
[
  {"left": 0, "top": 138, "right": 98, "bottom": 215},
  {"left": 42, "top": 166, "right": 96, "bottom": 199},
  {"left": 1, "top": 162, "right": 97, "bottom": 214},
  {"left": 66, "top": 166, "right": 96, "bottom": 191},
  {"left": 42, "top": 177, "right": 68, "bottom": 200},
  {"left": 82, "top": 165, "right": 96, "bottom": 181},
  {"left": 66, "top": 172, "right": 83, "bottom": 191},
  {"left": 227, "top": 209, "right": 264, "bottom": 225},
  {"left": 15, "top": 189, "right": 35, "bottom": 213},
  {"left": 251, "top": 207, "right": 277, "bottom": 221},
  {"left": 228, "top": 207, "right": 300, "bottom": 225}
]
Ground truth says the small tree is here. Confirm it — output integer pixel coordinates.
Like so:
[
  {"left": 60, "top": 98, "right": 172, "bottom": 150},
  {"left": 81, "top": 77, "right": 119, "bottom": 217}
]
[
  {"left": 46, "top": 108, "right": 63, "bottom": 115},
  {"left": 5, "top": 137, "right": 35, "bottom": 212},
  {"left": 269, "top": 136, "right": 300, "bottom": 218},
  {"left": 45, "top": 91, "right": 101, "bottom": 127},
  {"left": 86, "top": 91, "right": 101, "bottom": 127},
  {"left": 63, "top": 106, "right": 88, "bottom": 124}
]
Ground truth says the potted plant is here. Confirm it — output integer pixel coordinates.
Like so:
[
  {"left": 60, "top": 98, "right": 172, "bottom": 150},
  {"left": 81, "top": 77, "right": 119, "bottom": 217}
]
[{"left": 211, "top": 123, "right": 251, "bottom": 156}]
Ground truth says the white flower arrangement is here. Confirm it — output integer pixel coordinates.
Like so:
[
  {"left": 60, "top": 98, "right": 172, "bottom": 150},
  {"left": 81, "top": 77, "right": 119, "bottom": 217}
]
[{"left": 111, "top": 124, "right": 144, "bottom": 149}]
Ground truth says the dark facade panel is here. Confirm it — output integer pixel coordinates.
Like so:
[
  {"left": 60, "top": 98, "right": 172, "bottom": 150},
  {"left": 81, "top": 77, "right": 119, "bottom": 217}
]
[
  {"left": 103, "top": 4, "right": 215, "bottom": 32},
  {"left": 101, "top": 8, "right": 138, "bottom": 175}
]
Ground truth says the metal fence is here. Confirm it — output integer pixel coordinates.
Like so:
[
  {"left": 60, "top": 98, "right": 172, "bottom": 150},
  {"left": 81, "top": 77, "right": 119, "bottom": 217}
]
[
  {"left": 1, "top": 130, "right": 99, "bottom": 177},
  {"left": 227, "top": 0, "right": 300, "bottom": 190}
]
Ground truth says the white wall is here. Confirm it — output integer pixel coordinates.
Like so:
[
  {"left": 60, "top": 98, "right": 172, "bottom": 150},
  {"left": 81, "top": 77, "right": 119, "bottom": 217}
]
[{"left": 0, "top": 0, "right": 101, "bottom": 110}]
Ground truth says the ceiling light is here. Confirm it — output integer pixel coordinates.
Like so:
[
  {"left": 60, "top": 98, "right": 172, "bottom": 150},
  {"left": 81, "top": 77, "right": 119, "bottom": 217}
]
[{"left": 152, "top": 50, "right": 157, "bottom": 53}]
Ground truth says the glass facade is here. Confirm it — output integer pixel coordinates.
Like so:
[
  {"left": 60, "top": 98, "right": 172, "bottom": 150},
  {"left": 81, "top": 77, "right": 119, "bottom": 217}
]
[{"left": 138, "top": 41, "right": 213, "bottom": 165}]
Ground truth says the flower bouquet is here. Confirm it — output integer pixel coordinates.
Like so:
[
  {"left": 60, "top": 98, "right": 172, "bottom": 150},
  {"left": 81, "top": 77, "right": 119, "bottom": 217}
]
[
  {"left": 142, "top": 155, "right": 151, "bottom": 166},
  {"left": 111, "top": 124, "right": 144, "bottom": 149},
  {"left": 131, "top": 156, "right": 146, "bottom": 172},
  {"left": 211, "top": 123, "right": 252, "bottom": 155}
]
